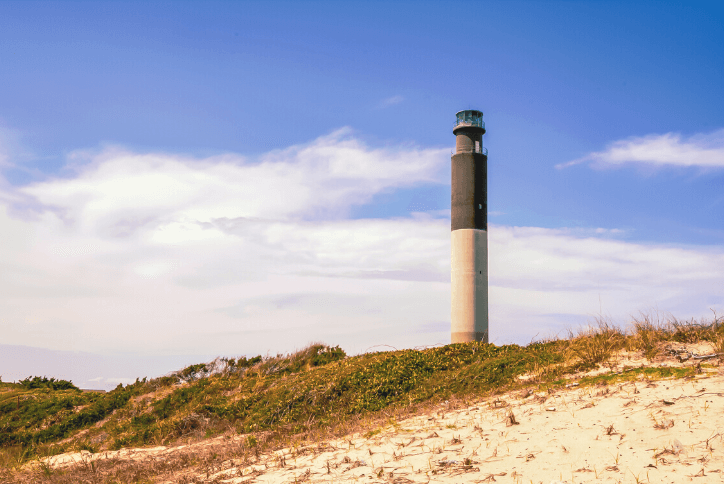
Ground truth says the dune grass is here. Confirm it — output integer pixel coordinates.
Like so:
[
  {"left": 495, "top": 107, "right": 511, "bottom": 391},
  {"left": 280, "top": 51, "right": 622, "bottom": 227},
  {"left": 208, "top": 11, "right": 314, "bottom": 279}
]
[{"left": 1, "top": 311, "right": 722, "bottom": 483}]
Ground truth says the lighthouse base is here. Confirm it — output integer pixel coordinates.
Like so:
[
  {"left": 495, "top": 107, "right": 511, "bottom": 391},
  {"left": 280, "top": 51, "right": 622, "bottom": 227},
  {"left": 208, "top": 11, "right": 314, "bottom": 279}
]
[
  {"left": 451, "top": 228, "right": 489, "bottom": 344},
  {"left": 451, "top": 331, "right": 488, "bottom": 344}
]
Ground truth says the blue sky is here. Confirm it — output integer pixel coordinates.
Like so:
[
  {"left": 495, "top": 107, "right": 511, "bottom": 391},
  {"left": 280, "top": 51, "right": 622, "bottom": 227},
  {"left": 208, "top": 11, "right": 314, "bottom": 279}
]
[{"left": 1, "top": 1, "right": 723, "bottom": 389}]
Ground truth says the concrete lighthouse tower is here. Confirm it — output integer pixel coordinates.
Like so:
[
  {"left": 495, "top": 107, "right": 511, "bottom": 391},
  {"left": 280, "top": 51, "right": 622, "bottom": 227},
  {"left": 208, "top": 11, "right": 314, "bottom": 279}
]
[{"left": 451, "top": 109, "right": 488, "bottom": 343}]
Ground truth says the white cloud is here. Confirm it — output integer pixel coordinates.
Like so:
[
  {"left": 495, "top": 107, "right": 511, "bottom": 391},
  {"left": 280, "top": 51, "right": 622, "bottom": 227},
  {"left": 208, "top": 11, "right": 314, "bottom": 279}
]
[
  {"left": 0, "top": 131, "right": 722, "bottom": 362},
  {"left": 488, "top": 227, "right": 724, "bottom": 340},
  {"left": 16, "top": 129, "right": 446, "bottom": 230},
  {"left": 0, "top": 131, "right": 451, "bottom": 355},
  {"left": 376, "top": 95, "right": 404, "bottom": 109},
  {"left": 558, "top": 129, "right": 724, "bottom": 169}
]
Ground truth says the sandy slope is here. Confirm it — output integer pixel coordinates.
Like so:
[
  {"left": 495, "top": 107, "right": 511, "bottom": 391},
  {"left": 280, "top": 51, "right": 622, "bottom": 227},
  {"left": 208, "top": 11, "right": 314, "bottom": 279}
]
[{"left": 44, "top": 353, "right": 724, "bottom": 484}]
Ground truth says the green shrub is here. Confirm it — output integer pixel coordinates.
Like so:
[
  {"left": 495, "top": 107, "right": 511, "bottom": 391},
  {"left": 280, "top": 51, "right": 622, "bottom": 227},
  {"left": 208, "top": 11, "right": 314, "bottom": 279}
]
[
  {"left": 178, "top": 363, "right": 210, "bottom": 382},
  {"left": 310, "top": 345, "right": 346, "bottom": 366},
  {"left": 18, "top": 376, "right": 79, "bottom": 391}
]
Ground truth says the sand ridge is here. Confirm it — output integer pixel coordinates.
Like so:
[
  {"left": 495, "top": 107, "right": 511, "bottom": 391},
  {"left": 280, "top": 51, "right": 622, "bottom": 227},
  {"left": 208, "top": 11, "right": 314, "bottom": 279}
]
[
  {"left": 203, "top": 373, "right": 724, "bottom": 483},
  {"left": 37, "top": 344, "right": 724, "bottom": 483},
  {"left": 42, "top": 367, "right": 724, "bottom": 483}
]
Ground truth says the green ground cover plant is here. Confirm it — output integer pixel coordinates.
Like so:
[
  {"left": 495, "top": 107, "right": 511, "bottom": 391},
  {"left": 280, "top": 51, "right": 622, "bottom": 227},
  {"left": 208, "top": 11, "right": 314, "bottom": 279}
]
[{"left": 1, "top": 342, "right": 562, "bottom": 463}]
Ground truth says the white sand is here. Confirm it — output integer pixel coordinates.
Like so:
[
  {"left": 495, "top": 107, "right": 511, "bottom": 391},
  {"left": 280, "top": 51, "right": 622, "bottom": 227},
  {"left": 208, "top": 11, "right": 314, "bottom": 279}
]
[{"left": 205, "top": 372, "right": 724, "bottom": 483}]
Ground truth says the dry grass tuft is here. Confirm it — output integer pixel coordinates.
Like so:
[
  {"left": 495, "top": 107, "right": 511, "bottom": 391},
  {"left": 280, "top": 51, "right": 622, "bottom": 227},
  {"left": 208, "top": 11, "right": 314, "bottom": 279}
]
[
  {"left": 627, "top": 310, "right": 724, "bottom": 360},
  {"left": 629, "top": 312, "right": 669, "bottom": 359},
  {"left": 563, "top": 310, "right": 724, "bottom": 368},
  {"left": 567, "top": 317, "right": 626, "bottom": 368}
]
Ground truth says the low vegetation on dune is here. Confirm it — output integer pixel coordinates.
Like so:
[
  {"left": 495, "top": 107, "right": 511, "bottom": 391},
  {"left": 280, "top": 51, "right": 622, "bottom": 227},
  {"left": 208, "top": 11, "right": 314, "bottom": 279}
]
[{"left": 1, "top": 312, "right": 723, "bottom": 483}]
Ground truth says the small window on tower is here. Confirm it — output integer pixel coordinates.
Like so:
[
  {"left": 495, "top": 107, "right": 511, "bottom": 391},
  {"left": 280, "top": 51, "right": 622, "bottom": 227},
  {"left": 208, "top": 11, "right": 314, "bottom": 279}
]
[
  {"left": 479, "top": 204, "right": 482, "bottom": 209},
  {"left": 475, "top": 140, "right": 480, "bottom": 152}
]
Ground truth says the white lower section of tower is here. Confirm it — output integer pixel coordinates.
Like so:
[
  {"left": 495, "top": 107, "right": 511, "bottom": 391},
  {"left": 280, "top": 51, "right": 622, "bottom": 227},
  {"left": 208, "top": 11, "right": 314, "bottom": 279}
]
[{"left": 451, "top": 228, "right": 489, "bottom": 343}]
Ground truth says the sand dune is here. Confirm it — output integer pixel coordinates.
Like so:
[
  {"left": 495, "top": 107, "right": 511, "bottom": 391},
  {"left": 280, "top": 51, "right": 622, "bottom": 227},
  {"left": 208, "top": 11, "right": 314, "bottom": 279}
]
[{"left": 42, "top": 349, "right": 724, "bottom": 483}]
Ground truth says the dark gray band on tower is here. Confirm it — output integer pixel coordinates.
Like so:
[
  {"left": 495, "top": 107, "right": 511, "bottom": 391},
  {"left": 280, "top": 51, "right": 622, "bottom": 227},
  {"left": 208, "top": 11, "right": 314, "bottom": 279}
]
[{"left": 451, "top": 152, "right": 487, "bottom": 231}]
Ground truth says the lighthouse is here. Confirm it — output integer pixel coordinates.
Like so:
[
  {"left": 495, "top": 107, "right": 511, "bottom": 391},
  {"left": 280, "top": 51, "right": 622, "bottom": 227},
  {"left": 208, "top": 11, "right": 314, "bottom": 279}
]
[{"left": 451, "top": 109, "right": 488, "bottom": 343}]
